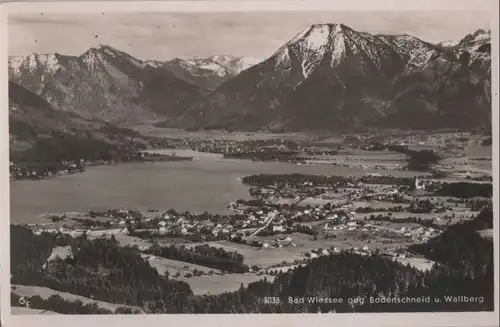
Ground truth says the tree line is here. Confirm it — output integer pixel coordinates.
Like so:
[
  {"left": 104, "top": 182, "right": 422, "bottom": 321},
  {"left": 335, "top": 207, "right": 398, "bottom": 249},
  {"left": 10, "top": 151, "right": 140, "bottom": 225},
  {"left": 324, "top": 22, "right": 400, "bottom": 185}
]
[
  {"left": 435, "top": 182, "right": 493, "bottom": 199},
  {"left": 145, "top": 243, "right": 249, "bottom": 273},
  {"left": 11, "top": 291, "right": 143, "bottom": 314}
]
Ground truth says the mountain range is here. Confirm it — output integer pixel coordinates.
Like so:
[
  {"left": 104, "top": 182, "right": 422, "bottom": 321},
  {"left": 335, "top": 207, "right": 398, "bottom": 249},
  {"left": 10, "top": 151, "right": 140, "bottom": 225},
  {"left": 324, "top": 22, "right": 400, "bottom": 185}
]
[
  {"left": 8, "top": 24, "right": 491, "bottom": 132},
  {"left": 147, "top": 55, "right": 260, "bottom": 90},
  {"left": 8, "top": 45, "right": 210, "bottom": 124},
  {"left": 177, "top": 24, "right": 492, "bottom": 131}
]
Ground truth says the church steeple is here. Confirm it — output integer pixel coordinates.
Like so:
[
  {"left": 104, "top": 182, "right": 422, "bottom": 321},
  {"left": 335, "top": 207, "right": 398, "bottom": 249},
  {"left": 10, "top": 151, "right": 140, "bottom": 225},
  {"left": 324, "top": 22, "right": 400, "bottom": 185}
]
[{"left": 415, "top": 177, "right": 424, "bottom": 190}]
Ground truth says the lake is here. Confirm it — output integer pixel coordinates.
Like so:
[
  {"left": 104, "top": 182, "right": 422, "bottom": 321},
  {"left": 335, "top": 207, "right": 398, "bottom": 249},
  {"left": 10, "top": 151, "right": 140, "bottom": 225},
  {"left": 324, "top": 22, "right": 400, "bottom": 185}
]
[{"left": 10, "top": 150, "right": 425, "bottom": 224}]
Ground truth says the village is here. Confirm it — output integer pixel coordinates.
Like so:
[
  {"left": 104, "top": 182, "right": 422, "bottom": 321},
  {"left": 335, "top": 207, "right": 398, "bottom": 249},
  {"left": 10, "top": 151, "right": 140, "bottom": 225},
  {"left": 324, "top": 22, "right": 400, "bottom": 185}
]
[{"left": 27, "top": 170, "right": 490, "bottom": 287}]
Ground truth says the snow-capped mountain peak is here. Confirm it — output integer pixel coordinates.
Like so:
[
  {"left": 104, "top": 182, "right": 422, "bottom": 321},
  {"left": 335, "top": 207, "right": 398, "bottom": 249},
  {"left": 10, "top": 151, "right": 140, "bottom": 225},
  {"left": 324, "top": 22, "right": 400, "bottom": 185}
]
[
  {"left": 95, "top": 44, "right": 121, "bottom": 57},
  {"left": 439, "top": 39, "right": 460, "bottom": 48},
  {"left": 81, "top": 44, "right": 146, "bottom": 70},
  {"left": 9, "top": 53, "right": 63, "bottom": 75},
  {"left": 184, "top": 55, "right": 259, "bottom": 75},
  {"left": 81, "top": 48, "right": 106, "bottom": 71},
  {"left": 274, "top": 23, "right": 403, "bottom": 77}
]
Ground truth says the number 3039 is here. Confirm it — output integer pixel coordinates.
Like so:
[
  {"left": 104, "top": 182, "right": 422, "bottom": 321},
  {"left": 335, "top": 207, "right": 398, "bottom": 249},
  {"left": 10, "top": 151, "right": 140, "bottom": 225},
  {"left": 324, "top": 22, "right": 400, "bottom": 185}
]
[{"left": 263, "top": 297, "right": 280, "bottom": 304}]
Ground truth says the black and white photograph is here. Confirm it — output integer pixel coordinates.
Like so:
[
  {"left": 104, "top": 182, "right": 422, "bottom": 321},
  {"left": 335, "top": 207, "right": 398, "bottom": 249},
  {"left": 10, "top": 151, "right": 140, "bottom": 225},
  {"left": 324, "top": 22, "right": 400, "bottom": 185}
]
[{"left": 1, "top": 0, "right": 498, "bottom": 323}]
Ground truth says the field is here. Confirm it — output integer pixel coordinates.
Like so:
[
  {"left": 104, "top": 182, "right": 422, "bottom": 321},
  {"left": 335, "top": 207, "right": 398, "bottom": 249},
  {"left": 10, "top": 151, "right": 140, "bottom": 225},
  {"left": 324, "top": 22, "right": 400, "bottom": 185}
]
[
  {"left": 11, "top": 307, "right": 59, "bottom": 315},
  {"left": 307, "top": 149, "right": 407, "bottom": 171},
  {"left": 351, "top": 200, "right": 410, "bottom": 210},
  {"left": 396, "top": 257, "right": 435, "bottom": 271},
  {"left": 48, "top": 246, "right": 72, "bottom": 260},
  {"left": 88, "top": 233, "right": 153, "bottom": 249},
  {"left": 178, "top": 273, "right": 274, "bottom": 295},
  {"left": 146, "top": 256, "right": 222, "bottom": 276},
  {"left": 477, "top": 228, "right": 494, "bottom": 240},
  {"left": 183, "top": 241, "right": 299, "bottom": 267},
  {"left": 129, "top": 125, "right": 319, "bottom": 141},
  {"left": 185, "top": 232, "right": 417, "bottom": 269},
  {"left": 353, "top": 210, "right": 480, "bottom": 223},
  {"left": 11, "top": 285, "right": 142, "bottom": 313}
]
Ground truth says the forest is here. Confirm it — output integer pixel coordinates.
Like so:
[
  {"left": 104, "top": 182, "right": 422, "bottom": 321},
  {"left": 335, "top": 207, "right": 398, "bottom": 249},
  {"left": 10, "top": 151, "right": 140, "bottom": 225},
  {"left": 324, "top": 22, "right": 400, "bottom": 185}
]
[
  {"left": 241, "top": 173, "right": 347, "bottom": 187},
  {"left": 241, "top": 173, "right": 415, "bottom": 188},
  {"left": 145, "top": 243, "right": 250, "bottom": 273},
  {"left": 11, "top": 229, "right": 193, "bottom": 311},
  {"left": 385, "top": 145, "right": 441, "bottom": 171},
  {"left": 408, "top": 209, "right": 494, "bottom": 275},
  {"left": 11, "top": 133, "right": 123, "bottom": 163},
  {"left": 435, "top": 182, "right": 493, "bottom": 198}
]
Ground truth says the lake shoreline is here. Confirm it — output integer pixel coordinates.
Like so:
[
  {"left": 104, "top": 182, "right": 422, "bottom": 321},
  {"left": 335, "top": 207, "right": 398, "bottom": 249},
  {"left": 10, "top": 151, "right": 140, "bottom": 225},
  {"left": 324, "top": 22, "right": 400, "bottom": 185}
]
[{"left": 10, "top": 151, "right": 430, "bottom": 225}]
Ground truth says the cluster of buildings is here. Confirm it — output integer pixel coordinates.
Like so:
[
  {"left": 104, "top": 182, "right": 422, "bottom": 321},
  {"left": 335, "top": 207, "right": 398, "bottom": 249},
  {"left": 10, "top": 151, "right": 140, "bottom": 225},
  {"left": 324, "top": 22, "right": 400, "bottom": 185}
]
[
  {"left": 9, "top": 160, "right": 86, "bottom": 180},
  {"left": 29, "top": 171, "right": 449, "bottom": 250},
  {"left": 180, "top": 138, "right": 342, "bottom": 159}
]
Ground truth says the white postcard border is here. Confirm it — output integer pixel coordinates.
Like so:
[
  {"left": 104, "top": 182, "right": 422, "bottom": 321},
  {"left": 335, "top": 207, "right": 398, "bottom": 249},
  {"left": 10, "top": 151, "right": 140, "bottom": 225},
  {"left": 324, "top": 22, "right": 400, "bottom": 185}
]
[{"left": 0, "top": 1, "right": 498, "bottom": 327}]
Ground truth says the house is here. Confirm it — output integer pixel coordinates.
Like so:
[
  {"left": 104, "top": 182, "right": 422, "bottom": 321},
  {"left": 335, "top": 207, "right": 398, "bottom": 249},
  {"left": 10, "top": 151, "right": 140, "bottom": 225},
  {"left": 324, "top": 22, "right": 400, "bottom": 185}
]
[
  {"left": 415, "top": 177, "right": 425, "bottom": 190},
  {"left": 273, "top": 225, "right": 285, "bottom": 233},
  {"left": 326, "top": 214, "right": 338, "bottom": 220},
  {"left": 69, "top": 230, "right": 83, "bottom": 237}
]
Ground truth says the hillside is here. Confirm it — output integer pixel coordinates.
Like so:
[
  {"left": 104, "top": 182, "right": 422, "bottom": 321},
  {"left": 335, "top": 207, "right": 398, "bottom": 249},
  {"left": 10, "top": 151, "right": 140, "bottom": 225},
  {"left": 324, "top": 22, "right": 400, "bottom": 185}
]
[
  {"left": 9, "top": 45, "right": 208, "bottom": 124},
  {"left": 177, "top": 24, "right": 491, "bottom": 132},
  {"left": 9, "top": 81, "right": 147, "bottom": 163}
]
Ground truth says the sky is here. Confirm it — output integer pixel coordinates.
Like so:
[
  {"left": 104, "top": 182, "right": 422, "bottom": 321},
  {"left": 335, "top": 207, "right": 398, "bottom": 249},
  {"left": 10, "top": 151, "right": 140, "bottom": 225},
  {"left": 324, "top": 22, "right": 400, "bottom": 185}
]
[{"left": 8, "top": 11, "right": 491, "bottom": 61}]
